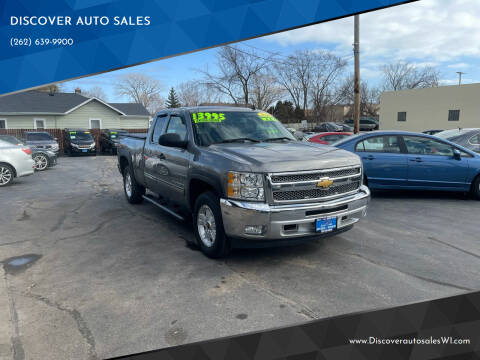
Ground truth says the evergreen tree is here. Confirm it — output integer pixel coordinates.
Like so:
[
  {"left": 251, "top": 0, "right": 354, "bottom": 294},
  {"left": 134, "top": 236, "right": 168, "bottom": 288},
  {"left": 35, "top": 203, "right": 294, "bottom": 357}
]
[{"left": 166, "top": 87, "right": 181, "bottom": 108}]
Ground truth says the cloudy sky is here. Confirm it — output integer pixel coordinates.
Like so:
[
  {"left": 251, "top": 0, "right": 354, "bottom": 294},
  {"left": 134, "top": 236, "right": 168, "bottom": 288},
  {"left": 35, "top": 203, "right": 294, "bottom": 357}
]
[{"left": 63, "top": 0, "right": 480, "bottom": 102}]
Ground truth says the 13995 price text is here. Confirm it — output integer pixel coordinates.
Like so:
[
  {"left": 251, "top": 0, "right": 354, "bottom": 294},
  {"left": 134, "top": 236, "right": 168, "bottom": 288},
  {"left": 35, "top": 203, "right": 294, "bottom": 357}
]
[{"left": 10, "top": 38, "right": 74, "bottom": 47}]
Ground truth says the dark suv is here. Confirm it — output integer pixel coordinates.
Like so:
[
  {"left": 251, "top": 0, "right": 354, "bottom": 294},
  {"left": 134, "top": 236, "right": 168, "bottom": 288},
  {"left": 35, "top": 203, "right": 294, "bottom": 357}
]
[
  {"left": 63, "top": 129, "right": 96, "bottom": 155},
  {"left": 24, "top": 131, "right": 59, "bottom": 154},
  {"left": 99, "top": 129, "right": 128, "bottom": 155}
]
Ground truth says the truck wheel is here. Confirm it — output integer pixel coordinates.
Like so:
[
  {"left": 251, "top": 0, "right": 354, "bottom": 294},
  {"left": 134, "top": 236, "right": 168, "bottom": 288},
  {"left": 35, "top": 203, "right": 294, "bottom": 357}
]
[
  {"left": 123, "top": 167, "right": 145, "bottom": 204},
  {"left": 472, "top": 176, "right": 480, "bottom": 200},
  {"left": 0, "top": 164, "right": 14, "bottom": 187},
  {"left": 193, "top": 191, "right": 230, "bottom": 258}
]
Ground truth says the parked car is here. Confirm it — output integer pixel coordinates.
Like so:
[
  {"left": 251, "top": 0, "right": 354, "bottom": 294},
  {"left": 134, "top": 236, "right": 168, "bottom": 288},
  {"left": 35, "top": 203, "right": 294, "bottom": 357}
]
[
  {"left": 31, "top": 148, "right": 57, "bottom": 171},
  {"left": 0, "top": 139, "right": 35, "bottom": 186},
  {"left": 24, "top": 131, "right": 59, "bottom": 154},
  {"left": 0, "top": 135, "right": 24, "bottom": 146},
  {"left": 436, "top": 128, "right": 480, "bottom": 153},
  {"left": 423, "top": 129, "right": 443, "bottom": 136},
  {"left": 344, "top": 118, "right": 379, "bottom": 131},
  {"left": 117, "top": 106, "right": 370, "bottom": 258},
  {"left": 63, "top": 129, "right": 96, "bottom": 156},
  {"left": 307, "top": 132, "right": 352, "bottom": 145},
  {"left": 333, "top": 131, "right": 480, "bottom": 199},
  {"left": 314, "top": 122, "right": 343, "bottom": 132},
  {"left": 99, "top": 129, "right": 128, "bottom": 154}
]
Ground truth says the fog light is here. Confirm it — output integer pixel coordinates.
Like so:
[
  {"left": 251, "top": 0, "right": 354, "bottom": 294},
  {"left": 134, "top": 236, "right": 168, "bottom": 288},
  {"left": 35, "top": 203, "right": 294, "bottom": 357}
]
[{"left": 244, "top": 225, "right": 265, "bottom": 235}]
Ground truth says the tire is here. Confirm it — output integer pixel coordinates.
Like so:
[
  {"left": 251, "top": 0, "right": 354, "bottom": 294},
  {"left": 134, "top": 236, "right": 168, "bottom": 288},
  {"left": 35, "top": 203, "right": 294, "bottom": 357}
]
[
  {"left": 123, "top": 166, "right": 145, "bottom": 204},
  {"left": 0, "top": 164, "right": 14, "bottom": 187},
  {"left": 193, "top": 191, "right": 230, "bottom": 258},
  {"left": 472, "top": 176, "right": 480, "bottom": 200},
  {"left": 33, "top": 154, "right": 49, "bottom": 171}
]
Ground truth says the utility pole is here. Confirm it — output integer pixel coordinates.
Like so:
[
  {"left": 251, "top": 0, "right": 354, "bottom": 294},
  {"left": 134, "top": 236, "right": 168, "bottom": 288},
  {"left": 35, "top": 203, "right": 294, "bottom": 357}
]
[
  {"left": 353, "top": 15, "right": 360, "bottom": 134},
  {"left": 456, "top": 71, "right": 465, "bottom": 85}
]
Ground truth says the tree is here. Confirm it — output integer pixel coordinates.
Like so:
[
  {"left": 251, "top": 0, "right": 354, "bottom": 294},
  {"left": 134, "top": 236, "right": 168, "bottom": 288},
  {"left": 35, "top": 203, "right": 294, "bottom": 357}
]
[
  {"left": 36, "top": 84, "right": 63, "bottom": 93},
  {"left": 166, "top": 87, "right": 180, "bottom": 108},
  {"left": 268, "top": 101, "right": 304, "bottom": 124},
  {"left": 380, "top": 62, "right": 440, "bottom": 91},
  {"left": 178, "top": 80, "right": 204, "bottom": 107},
  {"left": 199, "top": 45, "right": 273, "bottom": 105},
  {"left": 83, "top": 86, "right": 107, "bottom": 101},
  {"left": 250, "top": 72, "right": 284, "bottom": 110},
  {"left": 337, "top": 75, "right": 380, "bottom": 119},
  {"left": 115, "top": 73, "right": 164, "bottom": 114}
]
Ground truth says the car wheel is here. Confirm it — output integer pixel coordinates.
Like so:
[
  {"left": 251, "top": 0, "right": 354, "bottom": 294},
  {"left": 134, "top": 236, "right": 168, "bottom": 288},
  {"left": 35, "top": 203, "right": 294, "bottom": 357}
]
[
  {"left": 472, "top": 176, "right": 480, "bottom": 200},
  {"left": 0, "top": 164, "right": 14, "bottom": 186},
  {"left": 193, "top": 191, "right": 230, "bottom": 258},
  {"left": 33, "top": 154, "right": 49, "bottom": 171},
  {"left": 123, "top": 166, "right": 145, "bottom": 204}
]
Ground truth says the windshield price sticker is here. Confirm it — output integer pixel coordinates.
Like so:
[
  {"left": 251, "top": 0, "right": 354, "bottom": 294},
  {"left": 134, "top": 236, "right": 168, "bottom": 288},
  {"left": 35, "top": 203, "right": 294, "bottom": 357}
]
[
  {"left": 192, "top": 112, "right": 226, "bottom": 123},
  {"left": 258, "top": 112, "right": 276, "bottom": 121}
]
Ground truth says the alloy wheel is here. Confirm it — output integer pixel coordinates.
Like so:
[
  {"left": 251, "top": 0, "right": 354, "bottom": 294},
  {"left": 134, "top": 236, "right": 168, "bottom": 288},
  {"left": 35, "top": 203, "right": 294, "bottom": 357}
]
[
  {"left": 34, "top": 155, "right": 48, "bottom": 171},
  {"left": 197, "top": 204, "right": 217, "bottom": 247},
  {"left": 0, "top": 166, "right": 12, "bottom": 186}
]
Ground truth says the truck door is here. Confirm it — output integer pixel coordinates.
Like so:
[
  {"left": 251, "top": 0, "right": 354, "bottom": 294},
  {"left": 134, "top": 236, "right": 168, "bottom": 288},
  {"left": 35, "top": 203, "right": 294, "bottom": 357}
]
[{"left": 143, "top": 114, "right": 168, "bottom": 194}]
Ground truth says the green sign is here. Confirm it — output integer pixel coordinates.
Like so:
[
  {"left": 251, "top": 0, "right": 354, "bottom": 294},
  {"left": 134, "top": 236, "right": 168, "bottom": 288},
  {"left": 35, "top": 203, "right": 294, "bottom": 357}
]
[{"left": 192, "top": 112, "right": 226, "bottom": 123}]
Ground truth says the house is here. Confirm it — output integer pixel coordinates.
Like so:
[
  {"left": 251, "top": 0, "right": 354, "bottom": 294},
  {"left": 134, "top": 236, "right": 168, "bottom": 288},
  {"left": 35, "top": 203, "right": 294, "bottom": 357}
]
[
  {"left": 380, "top": 83, "right": 480, "bottom": 132},
  {"left": 0, "top": 90, "right": 150, "bottom": 130}
]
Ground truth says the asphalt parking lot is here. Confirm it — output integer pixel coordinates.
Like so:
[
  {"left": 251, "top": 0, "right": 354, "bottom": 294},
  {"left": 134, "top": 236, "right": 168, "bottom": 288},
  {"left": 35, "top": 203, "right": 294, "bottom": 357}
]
[{"left": 1, "top": 156, "right": 479, "bottom": 359}]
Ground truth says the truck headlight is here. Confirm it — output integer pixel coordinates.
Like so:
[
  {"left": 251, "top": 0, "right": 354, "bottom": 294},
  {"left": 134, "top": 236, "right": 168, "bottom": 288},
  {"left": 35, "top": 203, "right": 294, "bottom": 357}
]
[{"left": 227, "top": 172, "right": 265, "bottom": 201}]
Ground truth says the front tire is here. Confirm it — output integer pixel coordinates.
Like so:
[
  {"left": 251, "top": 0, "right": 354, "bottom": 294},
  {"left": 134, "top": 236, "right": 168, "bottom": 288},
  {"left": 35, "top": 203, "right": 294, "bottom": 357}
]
[
  {"left": 0, "top": 164, "right": 14, "bottom": 186},
  {"left": 193, "top": 191, "right": 230, "bottom": 258},
  {"left": 33, "top": 154, "right": 49, "bottom": 171},
  {"left": 472, "top": 176, "right": 480, "bottom": 200},
  {"left": 123, "top": 167, "right": 145, "bottom": 204}
]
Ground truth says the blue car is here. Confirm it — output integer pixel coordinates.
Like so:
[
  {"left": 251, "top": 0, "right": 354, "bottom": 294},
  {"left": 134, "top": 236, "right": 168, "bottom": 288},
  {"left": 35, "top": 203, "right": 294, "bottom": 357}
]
[{"left": 334, "top": 131, "right": 480, "bottom": 199}]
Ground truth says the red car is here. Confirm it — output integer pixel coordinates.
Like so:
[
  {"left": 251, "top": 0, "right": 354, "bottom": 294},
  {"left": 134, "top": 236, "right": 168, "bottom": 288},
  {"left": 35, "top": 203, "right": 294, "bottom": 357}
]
[{"left": 307, "top": 132, "right": 352, "bottom": 145}]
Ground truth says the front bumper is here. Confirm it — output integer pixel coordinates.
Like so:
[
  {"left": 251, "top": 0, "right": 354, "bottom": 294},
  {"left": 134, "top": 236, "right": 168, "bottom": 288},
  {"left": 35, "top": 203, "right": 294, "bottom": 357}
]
[
  {"left": 70, "top": 146, "right": 96, "bottom": 154},
  {"left": 220, "top": 185, "right": 370, "bottom": 241}
]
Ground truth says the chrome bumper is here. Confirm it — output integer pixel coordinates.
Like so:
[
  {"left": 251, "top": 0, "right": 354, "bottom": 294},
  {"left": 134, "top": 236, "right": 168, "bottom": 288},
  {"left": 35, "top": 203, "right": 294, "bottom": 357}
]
[{"left": 220, "top": 185, "right": 370, "bottom": 240}]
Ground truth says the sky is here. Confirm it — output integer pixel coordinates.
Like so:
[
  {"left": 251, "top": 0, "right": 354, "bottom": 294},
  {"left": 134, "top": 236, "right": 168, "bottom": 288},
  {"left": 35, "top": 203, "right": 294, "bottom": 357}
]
[{"left": 62, "top": 0, "right": 480, "bottom": 102}]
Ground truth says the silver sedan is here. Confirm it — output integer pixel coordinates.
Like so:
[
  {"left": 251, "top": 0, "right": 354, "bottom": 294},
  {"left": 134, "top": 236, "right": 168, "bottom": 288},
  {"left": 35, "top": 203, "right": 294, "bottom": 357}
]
[{"left": 0, "top": 139, "right": 35, "bottom": 186}]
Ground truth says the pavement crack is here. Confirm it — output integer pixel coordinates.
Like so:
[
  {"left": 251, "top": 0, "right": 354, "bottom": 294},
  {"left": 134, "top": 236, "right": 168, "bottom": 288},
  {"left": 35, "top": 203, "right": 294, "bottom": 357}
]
[
  {"left": 340, "top": 251, "right": 473, "bottom": 292},
  {"left": 24, "top": 292, "right": 97, "bottom": 360},
  {"left": 223, "top": 262, "right": 320, "bottom": 320},
  {"left": 426, "top": 236, "right": 480, "bottom": 260},
  {"left": 3, "top": 273, "right": 24, "bottom": 360}
]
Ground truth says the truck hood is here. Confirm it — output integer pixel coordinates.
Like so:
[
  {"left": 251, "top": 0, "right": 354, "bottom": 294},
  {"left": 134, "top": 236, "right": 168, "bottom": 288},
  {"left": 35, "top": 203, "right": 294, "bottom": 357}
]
[{"left": 208, "top": 141, "right": 360, "bottom": 172}]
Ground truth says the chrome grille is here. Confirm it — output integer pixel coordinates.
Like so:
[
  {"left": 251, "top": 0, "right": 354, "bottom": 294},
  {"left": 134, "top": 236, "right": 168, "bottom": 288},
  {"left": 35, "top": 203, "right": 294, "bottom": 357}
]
[
  {"left": 268, "top": 166, "right": 362, "bottom": 203},
  {"left": 270, "top": 167, "right": 360, "bottom": 183}
]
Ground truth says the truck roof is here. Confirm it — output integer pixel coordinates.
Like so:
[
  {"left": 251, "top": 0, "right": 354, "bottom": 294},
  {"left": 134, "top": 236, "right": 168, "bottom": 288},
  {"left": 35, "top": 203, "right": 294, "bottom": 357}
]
[{"left": 155, "top": 106, "right": 258, "bottom": 116}]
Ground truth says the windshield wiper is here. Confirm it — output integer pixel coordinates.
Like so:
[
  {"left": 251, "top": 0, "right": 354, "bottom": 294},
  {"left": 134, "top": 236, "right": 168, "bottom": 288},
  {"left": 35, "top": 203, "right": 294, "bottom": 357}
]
[
  {"left": 219, "top": 137, "right": 260, "bottom": 143},
  {"left": 263, "top": 137, "right": 294, "bottom": 142}
]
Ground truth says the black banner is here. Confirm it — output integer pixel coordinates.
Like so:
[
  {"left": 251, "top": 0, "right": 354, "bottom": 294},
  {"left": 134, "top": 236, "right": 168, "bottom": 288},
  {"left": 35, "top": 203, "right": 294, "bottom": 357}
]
[{"left": 109, "top": 291, "right": 480, "bottom": 360}]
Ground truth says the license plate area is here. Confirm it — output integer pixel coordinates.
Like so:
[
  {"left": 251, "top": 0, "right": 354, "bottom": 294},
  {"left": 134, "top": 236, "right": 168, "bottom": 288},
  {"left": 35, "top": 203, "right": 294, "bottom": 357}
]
[
  {"left": 315, "top": 217, "right": 337, "bottom": 233},
  {"left": 82, "top": 149, "right": 87, "bottom": 152}
]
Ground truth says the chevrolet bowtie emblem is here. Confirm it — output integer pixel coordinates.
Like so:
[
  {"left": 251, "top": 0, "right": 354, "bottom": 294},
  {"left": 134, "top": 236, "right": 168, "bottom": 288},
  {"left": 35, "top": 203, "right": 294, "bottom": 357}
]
[{"left": 317, "top": 177, "right": 333, "bottom": 189}]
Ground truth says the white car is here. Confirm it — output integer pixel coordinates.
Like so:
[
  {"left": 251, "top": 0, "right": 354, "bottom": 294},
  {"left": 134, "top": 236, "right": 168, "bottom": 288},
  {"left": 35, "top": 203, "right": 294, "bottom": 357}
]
[{"left": 0, "top": 139, "right": 35, "bottom": 186}]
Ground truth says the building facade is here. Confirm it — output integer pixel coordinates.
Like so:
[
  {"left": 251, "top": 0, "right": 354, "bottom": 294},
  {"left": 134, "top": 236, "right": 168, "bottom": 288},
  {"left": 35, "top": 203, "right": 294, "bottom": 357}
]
[{"left": 380, "top": 83, "right": 480, "bottom": 132}]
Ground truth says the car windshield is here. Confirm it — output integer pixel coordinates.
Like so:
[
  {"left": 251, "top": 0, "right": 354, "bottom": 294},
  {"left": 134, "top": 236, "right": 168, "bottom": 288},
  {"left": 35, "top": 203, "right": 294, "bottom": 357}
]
[
  {"left": 0, "top": 135, "right": 22, "bottom": 144},
  {"left": 191, "top": 110, "right": 296, "bottom": 146},
  {"left": 436, "top": 129, "right": 473, "bottom": 139},
  {"left": 109, "top": 130, "right": 127, "bottom": 139},
  {"left": 68, "top": 131, "right": 93, "bottom": 141},
  {"left": 26, "top": 133, "right": 53, "bottom": 141}
]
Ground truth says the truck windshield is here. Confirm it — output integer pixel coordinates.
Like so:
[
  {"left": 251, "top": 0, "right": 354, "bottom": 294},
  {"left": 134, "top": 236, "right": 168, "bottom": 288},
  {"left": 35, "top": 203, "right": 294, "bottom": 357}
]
[
  {"left": 26, "top": 133, "right": 53, "bottom": 141},
  {"left": 190, "top": 111, "right": 295, "bottom": 146}
]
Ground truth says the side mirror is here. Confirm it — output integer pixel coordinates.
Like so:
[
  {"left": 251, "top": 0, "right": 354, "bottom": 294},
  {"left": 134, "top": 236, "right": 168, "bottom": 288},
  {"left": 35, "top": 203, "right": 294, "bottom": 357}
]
[
  {"left": 159, "top": 133, "right": 188, "bottom": 148},
  {"left": 453, "top": 149, "right": 461, "bottom": 160}
]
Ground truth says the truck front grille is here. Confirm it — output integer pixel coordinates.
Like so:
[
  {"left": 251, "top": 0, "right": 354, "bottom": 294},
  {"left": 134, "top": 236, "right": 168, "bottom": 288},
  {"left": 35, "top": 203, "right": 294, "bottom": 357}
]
[{"left": 268, "top": 166, "right": 362, "bottom": 203}]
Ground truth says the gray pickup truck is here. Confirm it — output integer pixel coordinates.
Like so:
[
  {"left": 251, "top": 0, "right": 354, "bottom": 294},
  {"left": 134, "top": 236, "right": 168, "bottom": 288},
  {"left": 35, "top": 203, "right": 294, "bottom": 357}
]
[{"left": 117, "top": 106, "right": 370, "bottom": 258}]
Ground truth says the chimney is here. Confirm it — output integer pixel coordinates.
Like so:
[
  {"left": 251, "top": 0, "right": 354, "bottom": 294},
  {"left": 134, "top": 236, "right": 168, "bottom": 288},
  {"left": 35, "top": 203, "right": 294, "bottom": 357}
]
[{"left": 75, "top": 87, "right": 82, "bottom": 95}]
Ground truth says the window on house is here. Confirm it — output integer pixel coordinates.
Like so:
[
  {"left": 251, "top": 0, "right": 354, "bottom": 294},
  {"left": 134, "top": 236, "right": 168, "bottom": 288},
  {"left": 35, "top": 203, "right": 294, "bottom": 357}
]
[
  {"left": 397, "top": 112, "right": 407, "bottom": 122},
  {"left": 34, "top": 118, "right": 46, "bottom": 129},
  {"left": 448, "top": 110, "right": 460, "bottom": 121},
  {"left": 0, "top": 119, "right": 6, "bottom": 129},
  {"left": 89, "top": 119, "right": 101, "bottom": 129}
]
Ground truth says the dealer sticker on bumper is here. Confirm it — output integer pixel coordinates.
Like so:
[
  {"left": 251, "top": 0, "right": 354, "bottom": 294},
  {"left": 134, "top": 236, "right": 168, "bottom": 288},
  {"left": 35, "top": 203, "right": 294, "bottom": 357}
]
[{"left": 315, "top": 217, "right": 337, "bottom": 233}]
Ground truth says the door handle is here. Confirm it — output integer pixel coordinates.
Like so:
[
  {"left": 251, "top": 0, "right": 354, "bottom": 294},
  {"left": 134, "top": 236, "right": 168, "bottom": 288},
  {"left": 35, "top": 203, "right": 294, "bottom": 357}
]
[
  {"left": 363, "top": 155, "right": 375, "bottom": 160},
  {"left": 157, "top": 153, "right": 166, "bottom": 160},
  {"left": 409, "top": 157, "right": 423, "bottom": 163}
]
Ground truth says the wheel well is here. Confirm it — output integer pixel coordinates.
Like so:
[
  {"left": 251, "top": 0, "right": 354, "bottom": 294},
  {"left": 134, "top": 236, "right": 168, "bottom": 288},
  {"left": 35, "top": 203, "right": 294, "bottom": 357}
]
[
  {"left": 119, "top": 156, "right": 129, "bottom": 175},
  {"left": 470, "top": 172, "right": 480, "bottom": 192},
  {"left": 363, "top": 174, "right": 368, "bottom": 186},
  {"left": 189, "top": 179, "right": 216, "bottom": 209},
  {"left": 0, "top": 162, "right": 16, "bottom": 177}
]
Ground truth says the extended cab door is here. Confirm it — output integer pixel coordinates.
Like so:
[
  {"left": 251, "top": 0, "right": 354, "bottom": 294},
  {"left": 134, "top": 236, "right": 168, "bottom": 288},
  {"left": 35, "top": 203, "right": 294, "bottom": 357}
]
[{"left": 143, "top": 114, "right": 168, "bottom": 194}]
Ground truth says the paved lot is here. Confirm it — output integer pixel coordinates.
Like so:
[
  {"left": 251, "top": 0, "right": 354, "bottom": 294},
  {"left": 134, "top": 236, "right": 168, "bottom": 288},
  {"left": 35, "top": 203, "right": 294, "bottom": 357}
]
[{"left": 1, "top": 156, "right": 479, "bottom": 359}]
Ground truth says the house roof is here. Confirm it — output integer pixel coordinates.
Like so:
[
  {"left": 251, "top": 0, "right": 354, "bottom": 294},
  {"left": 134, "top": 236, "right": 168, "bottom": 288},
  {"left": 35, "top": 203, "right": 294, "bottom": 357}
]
[{"left": 0, "top": 90, "right": 150, "bottom": 117}]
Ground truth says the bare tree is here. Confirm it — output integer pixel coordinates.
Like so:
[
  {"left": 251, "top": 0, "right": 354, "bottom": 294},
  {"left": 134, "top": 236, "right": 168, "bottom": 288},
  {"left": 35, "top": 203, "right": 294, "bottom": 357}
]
[
  {"left": 250, "top": 72, "right": 284, "bottom": 110},
  {"left": 83, "top": 86, "right": 107, "bottom": 101},
  {"left": 177, "top": 80, "right": 204, "bottom": 107},
  {"left": 199, "top": 45, "right": 273, "bottom": 105},
  {"left": 337, "top": 75, "right": 380, "bottom": 119},
  {"left": 115, "top": 73, "right": 164, "bottom": 114},
  {"left": 381, "top": 62, "right": 440, "bottom": 91}
]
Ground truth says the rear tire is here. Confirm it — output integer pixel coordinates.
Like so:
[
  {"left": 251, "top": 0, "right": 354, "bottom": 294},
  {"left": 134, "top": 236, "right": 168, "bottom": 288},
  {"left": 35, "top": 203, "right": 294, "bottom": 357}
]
[
  {"left": 193, "top": 191, "right": 230, "bottom": 258},
  {"left": 472, "top": 176, "right": 480, "bottom": 200},
  {"left": 123, "top": 166, "right": 145, "bottom": 204},
  {"left": 0, "top": 164, "right": 14, "bottom": 187}
]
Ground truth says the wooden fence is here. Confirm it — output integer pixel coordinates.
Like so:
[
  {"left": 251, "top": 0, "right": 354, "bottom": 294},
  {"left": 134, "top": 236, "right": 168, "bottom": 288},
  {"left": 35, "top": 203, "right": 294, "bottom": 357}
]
[{"left": 0, "top": 128, "right": 148, "bottom": 155}]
